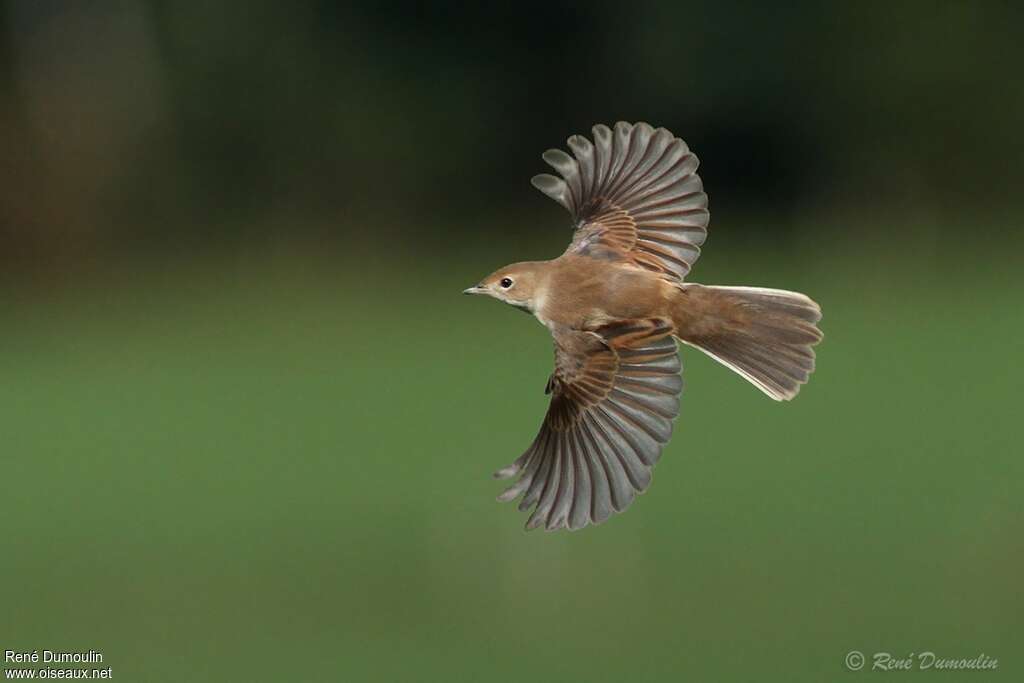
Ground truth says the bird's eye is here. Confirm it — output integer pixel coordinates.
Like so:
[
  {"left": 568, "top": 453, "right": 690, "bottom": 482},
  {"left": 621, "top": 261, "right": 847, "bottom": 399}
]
[{"left": 500, "top": 277, "right": 513, "bottom": 289}]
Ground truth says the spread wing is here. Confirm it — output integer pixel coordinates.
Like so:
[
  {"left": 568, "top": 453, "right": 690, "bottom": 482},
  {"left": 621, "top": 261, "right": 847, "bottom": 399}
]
[
  {"left": 494, "top": 319, "right": 682, "bottom": 531},
  {"left": 531, "top": 121, "right": 709, "bottom": 281}
]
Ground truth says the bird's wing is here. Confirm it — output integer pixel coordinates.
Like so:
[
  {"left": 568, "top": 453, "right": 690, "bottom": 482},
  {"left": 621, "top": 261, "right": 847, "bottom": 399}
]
[
  {"left": 531, "top": 121, "right": 709, "bottom": 282},
  {"left": 494, "top": 318, "right": 682, "bottom": 531}
]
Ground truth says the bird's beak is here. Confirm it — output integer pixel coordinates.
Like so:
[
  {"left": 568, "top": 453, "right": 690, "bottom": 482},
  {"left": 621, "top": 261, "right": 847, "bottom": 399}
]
[{"left": 463, "top": 285, "right": 486, "bottom": 295}]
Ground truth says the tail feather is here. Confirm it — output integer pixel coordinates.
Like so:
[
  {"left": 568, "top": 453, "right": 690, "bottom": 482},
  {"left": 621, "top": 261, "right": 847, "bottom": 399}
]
[{"left": 674, "top": 285, "right": 823, "bottom": 401}]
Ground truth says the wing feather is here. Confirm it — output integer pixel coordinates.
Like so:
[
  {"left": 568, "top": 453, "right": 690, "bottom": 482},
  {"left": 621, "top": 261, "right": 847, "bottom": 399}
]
[
  {"left": 532, "top": 121, "right": 709, "bottom": 281},
  {"left": 578, "top": 414, "right": 632, "bottom": 515},
  {"left": 494, "top": 321, "right": 682, "bottom": 530}
]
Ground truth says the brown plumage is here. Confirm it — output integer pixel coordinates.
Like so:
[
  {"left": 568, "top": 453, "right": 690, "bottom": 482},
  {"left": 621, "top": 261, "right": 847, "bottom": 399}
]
[{"left": 465, "top": 121, "right": 823, "bottom": 531}]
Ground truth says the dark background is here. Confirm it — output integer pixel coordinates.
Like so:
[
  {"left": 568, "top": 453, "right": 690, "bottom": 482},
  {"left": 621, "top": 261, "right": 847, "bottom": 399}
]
[{"left": 2, "top": 3, "right": 1021, "bottom": 681}]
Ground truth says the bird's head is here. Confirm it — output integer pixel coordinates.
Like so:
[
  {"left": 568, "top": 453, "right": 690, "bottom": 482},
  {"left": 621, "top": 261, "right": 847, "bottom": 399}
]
[{"left": 463, "top": 262, "right": 545, "bottom": 312}]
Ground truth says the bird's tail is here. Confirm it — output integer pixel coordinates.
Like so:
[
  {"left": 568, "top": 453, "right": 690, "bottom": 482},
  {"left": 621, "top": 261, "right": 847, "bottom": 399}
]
[{"left": 671, "top": 284, "right": 823, "bottom": 400}]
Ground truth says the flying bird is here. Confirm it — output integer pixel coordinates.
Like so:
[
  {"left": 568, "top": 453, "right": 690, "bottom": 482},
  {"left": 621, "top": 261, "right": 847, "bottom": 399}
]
[{"left": 464, "top": 122, "right": 823, "bottom": 531}]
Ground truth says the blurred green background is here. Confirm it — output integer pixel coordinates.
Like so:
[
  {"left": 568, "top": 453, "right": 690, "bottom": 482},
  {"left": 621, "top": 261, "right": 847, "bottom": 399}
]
[{"left": 2, "top": 2, "right": 1021, "bottom": 681}]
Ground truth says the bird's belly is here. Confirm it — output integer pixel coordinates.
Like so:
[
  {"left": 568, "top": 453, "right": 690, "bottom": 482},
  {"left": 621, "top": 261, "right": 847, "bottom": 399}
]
[{"left": 537, "top": 267, "right": 671, "bottom": 330}]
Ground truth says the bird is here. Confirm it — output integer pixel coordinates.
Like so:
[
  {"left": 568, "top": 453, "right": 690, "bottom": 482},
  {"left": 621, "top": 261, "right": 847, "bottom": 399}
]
[{"left": 464, "top": 121, "right": 823, "bottom": 531}]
